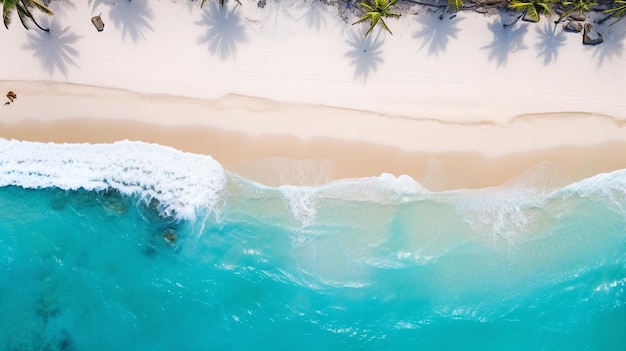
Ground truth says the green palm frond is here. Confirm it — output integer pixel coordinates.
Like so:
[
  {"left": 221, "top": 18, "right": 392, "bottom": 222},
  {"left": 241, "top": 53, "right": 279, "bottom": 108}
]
[
  {"left": 556, "top": 0, "right": 596, "bottom": 22},
  {"left": 526, "top": 4, "right": 540, "bottom": 21},
  {"left": 16, "top": 1, "right": 31, "bottom": 29},
  {"left": 508, "top": 0, "right": 553, "bottom": 22},
  {"left": 361, "top": 3, "right": 375, "bottom": 11},
  {"left": 352, "top": 0, "right": 401, "bottom": 37},
  {"left": 2, "top": 0, "right": 53, "bottom": 30},
  {"left": 3, "top": 0, "right": 18, "bottom": 29},
  {"left": 605, "top": 0, "right": 626, "bottom": 20},
  {"left": 449, "top": 0, "right": 465, "bottom": 12},
  {"left": 29, "top": 0, "right": 53, "bottom": 15},
  {"left": 562, "top": 0, "right": 596, "bottom": 13}
]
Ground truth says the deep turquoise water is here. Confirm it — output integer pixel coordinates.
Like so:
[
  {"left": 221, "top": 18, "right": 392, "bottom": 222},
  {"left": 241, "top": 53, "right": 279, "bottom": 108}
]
[{"left": 0, "top": 139, "right": 624, "bottom": 350}]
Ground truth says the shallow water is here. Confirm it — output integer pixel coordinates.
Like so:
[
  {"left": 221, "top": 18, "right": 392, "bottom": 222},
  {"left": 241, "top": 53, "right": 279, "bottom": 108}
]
[{"left": 0, "top": 140, "right": 624, "bottom": 350}]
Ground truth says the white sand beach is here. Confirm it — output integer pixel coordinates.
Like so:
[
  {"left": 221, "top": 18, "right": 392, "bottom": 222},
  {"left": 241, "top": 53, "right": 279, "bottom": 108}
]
[{"left": 0, "top": 0, "right": 625, "bottom": 189}]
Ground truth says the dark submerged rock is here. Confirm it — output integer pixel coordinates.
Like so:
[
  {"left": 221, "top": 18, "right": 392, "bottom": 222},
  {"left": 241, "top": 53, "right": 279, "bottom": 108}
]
[
  {"left": 98, "top": 188, "right": 127, "bottom": 215},
  {"left": 163, "top": 230, "right": 178, "bottom": 245}
]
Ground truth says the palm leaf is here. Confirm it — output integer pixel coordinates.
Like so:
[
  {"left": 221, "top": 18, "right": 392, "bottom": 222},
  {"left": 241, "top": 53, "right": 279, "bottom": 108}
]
[
  {"left": 449, "top": 0, "right": 465, "bottom": 11},
  {"left": 378, "top": 16, "right": 392, "bottom": 35},
  {"left": 537, "top": 2, "right": 553, "bottom": 14},
  {"left": 605, "top": 0, "right": 626, "bottom": 19},
  {"left": 526, "top": 5, "right": 539, "bottom": 21},
  {"left": 353, "top": 13, "right": 373, "bottom": 25},
  {"left": 508, "top": 0, "right": 527, "bottom": 10},
  {"left": 353, "top": 0, "right": 400, "bottom": 37},
  {"left": 364, "top": 22, "right": 377, "bottom": 37},
  {"left": 16, "top": 2, "right": 32, "bottom": 30},
  {"left": 360, "top": 2, "right": 374, "bottom": 11},
  {"left": 28, "top": 0, "right": 53, "bottom": 15},
  {"left": 3, "top": 0, "right": 17, "bottom": 29},
  {"left": 364, "top": 13, "right": 380, "bottom": 37}
]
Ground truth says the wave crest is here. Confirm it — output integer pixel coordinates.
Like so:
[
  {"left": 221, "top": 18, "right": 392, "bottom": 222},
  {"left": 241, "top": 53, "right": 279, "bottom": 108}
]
[{"left": 0, "top": 139, "right": 226, "bottom": 220}]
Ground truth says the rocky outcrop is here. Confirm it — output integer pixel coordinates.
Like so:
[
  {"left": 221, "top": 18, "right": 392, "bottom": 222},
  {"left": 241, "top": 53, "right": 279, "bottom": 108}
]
[
  {"left": 564, "top": 21, "right": 583, "bottom": 32},
  {"left": 569, "top": 13, "right": 586, "bottom": 21},
  {"left": 583, "top": 23, "right": 603, "bottom": 45}
]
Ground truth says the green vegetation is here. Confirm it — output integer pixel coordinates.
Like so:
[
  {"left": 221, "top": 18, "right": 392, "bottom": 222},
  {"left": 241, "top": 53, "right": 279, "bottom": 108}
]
[
  {"left": 604, "top": 0, "right": 626, "bottom": 23},
  {"left": 449, "top": 0, "right": 465, "bottom": 12},
  {"left": 556, "top": 0, "right": 597, "bottom": 23},
  {"left": 1, "top": 0, "right": 53, "bottom": 31},
  {"left": 508, "top": 0, "right": 555, "bottom": 23},
  {"left": 353, "top": 0, "right": 401, "bottom": 37},
  {"left": 1, "top": 0, "right": 624, "bottom": 37}
]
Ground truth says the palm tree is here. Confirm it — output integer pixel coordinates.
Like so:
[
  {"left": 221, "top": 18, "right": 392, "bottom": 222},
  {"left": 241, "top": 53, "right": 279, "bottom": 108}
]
[
  {"left": 449, "top": 0, "right": 464, "bottom": 12},
  {"left": 555, "top": 0, "right": 597, "bottom": 23},
  {"left": 201, "top": 0, "right": 241, "bottom": 7},
  {"left": 507, "top": 0, "right": 554, "bottom": 25},
  {"left": 352, "top": 0, "right": 401, "bottom": 37},
  {"left": 603, "top": 0, "right": 626, "bottom": 24},
  {"left": 1, "top": 0, "right": 53, "bottom": 31}
]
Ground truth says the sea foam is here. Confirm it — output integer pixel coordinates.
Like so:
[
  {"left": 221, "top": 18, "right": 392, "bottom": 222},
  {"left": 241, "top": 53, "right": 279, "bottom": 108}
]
[{"left": 0, "top": 139, "right": 226, "bottom": 219}]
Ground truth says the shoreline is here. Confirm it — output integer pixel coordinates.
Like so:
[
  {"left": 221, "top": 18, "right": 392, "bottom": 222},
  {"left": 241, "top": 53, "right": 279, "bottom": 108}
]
[
  {"left": 2, "top": 88, "right": 626, "bottom": 190},
  {"left": 1, "top": 0, "right": 625, "bottom": 190},
  {"left": 4, "top": 117, "right": 626, "bottom": 190}
]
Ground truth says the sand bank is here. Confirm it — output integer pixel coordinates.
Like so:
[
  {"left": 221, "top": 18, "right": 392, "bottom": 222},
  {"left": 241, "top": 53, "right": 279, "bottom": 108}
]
[
  {"left": 1, "top": 81, "right": 625, "bottom": 190},
  {"left": 1, "top": 1, "right": 625, "bottom": 189}
]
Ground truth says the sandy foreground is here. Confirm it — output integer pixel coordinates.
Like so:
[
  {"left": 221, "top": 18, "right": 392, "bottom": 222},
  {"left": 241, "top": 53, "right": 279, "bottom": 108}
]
[{"left": 0, "top": 0, "right": 625, "bottom": 190}]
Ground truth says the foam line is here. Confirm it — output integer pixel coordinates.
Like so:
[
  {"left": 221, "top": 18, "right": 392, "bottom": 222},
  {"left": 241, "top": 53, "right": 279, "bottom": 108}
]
[{"left": 0, "top": 139, "right": 226, "bottom": 220}]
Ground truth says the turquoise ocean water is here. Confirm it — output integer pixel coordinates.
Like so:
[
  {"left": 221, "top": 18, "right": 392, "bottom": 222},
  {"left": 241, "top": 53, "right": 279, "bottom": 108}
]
[{"left": 0, "top": 139, "right": 624, "bottom": 350}]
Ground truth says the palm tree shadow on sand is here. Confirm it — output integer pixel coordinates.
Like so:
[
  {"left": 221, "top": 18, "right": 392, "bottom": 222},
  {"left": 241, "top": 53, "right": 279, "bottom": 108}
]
[
  {"left": 481, "top": 16, "right": 528, "bottom": 67},
  {"left": 413, "top": 12, "right": 463, "bottom": 57},
  {"left": 587, "top": 20, "right": 626, "bottom": 66},
  {"left": 196, "top": 3, "right": 249, "bottom": 61},
  {"left": 22, "top": 19, "right": 81, "bottom": 77},
  {"left": 297, "top": 0, "right": 327, "bottom": 32},
  {"left": 88, "top": 0, "right": 153, "bottom": 42},
  {"left": 48, "top": 0, "right": 75, "bottom": 18},
  {"left": 344, "top": 28, "right": 384, "bottom": 82},
  {"left": 534, "top": 24, "right": 566, "bottom": 64}
]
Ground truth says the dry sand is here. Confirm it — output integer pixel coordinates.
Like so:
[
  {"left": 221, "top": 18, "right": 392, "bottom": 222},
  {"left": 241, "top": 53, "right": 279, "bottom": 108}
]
[{"left": 1, "top": 0, "right": 625, "bottom": 189}]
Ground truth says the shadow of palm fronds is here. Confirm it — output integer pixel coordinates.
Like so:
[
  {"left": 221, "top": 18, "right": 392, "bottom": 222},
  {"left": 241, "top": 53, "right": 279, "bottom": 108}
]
[
  {"left": 344, "top": 28, "right": 385, "bottom": 82},
  {"left": 23, "top": 19, "right": 82, "bottom": 77},
  {"left": 196, "top": 2, "right": 249, "bottom": 61}
]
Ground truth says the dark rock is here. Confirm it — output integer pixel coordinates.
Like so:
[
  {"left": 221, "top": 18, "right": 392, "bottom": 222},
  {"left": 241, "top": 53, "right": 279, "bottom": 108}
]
[
  {"left": 163, "top": 230, "right": 178, "bottom": 245},
  {"left": 6, "top": 91, "right": 16, "bottom": 103},
  {"left": 257, "top": 0, "right": 266, "bottom": 8},
  {"left": 483, "top": 0, "right": 503, "bottom": 4},
  {"left": 583, "top": 23, "right": 603, "bottom": 45},
  {"left": 569, "top": 12, "right": 586, "bottom": 22},
  {"left": 569, "top": 13, "right": 586, "bottom": 21},
  {"left": 564, "top": 21, "right": 583, "bottom": 32},
  {"left": 91, "top": 13, "right": 104, "bottom": 32}
]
